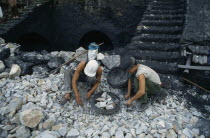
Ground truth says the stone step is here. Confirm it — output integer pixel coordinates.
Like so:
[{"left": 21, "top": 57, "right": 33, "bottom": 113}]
[
  {"left": 145, "top": 9, "right": 184, "bottom": 15},
  {"left": 137, "top": 26, "right": 183, "bottom": 35},
  {"left": 135, "top": 60, "right": 179, "bottom": 74},
  {"left": 126, "top": 42, "right": 181, "bottom": 52},
  {"left": 133, "top": 34, "right": 180, "bottom": 43},
  {"left": 141, "top": 20, "right": 183, "bottom": 27},
  {"left": 150, "top": 1, "right": 184, "bottom": 5},
  {"left": 143, "top": 14, "right": 184, "bottom": 20},
  {"left": 150, "top": 0, "right": 184, "bottom": 2},
  {"left": 148, "top": 3, "right": 184, "bottom": 9},
  {"left": 123, "top": 49, "right": 180, "bottom": 62},
  {"left": 148, "top": 5, "right": 184, "bottom": 10}
]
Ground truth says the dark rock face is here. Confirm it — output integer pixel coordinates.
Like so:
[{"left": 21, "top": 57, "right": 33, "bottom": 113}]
[
  {"left": 182, "top": 0, "right": 210, "bottom": 44},
  {"left": 0, "top": 47, "right": 10, "bottom": 61}
]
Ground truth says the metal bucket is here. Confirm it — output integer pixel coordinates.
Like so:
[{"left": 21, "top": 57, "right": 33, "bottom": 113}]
[
  {"left": 107, "top": 67, "right": 129, "bottom": 88},
  {"left": 91, "top": 92, "right": 120, "bottom": 115}
]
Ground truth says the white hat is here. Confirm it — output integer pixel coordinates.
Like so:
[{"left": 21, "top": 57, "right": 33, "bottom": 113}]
[{"left": 84, "top": 60, "right": 99, "bottom": 77}]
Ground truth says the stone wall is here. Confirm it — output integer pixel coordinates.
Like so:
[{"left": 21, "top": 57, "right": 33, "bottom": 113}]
[
  {"left": 1, "top": 0, "right": 146, "bottom": 51},
  {"left": 182, "top": 0, "right": 210, "bottom": 44}
]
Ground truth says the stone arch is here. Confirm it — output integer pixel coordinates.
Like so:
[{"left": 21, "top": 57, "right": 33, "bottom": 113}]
[
  {"left": 79, "top": 30, "right": 114, "bottom": 51},
  {"left": 17, "top": 32, "right": 51, "bottom": 52}
]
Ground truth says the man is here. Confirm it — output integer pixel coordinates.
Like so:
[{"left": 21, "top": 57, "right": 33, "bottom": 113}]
[
  {"left": 120, "top": 57, "right": 162, "bottom": 111},
  {"left": 60, "top": 60, "right": 102, "bottom": 105}
]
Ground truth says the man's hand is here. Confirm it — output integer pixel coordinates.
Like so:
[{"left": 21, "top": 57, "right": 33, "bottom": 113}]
[
  {"left": 76, "top": 96, "right": 83, "bottom": 106},
  {"left": 126, "top": 99, "right": 133, "bottom": 106},
  {"left": 124, "top": 93, "right": 130, "bottom": 100},
  {"left": 86, "top": 92, "right": 92, "bottom": 100}
]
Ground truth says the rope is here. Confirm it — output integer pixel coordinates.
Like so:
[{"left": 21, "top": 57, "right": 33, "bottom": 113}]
[{"left": 181, "top": 77, "right": 210, "bottom": 93}]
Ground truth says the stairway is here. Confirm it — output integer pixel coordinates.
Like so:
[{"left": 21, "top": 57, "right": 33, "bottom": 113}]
[{"left": 123, "top": 0, "right": 185, "bottom": 88}]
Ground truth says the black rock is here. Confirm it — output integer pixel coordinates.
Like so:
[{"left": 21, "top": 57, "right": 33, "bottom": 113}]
[
  {"left": 17, "top": 61, "right": 34, "bottom": 75},
  {"left": 0, "top": 48, "right": 10, "bottom": 61},
  {"left": 47, "top": 57, "right": 64, "bottom": 69},
  {"left": 32, "top": 65, "right": 50, "bottom": 74},
  {"left": 21, "top": 52, "right": 50, "bottom": 64},
  {"left": 4, "top": 56, "right": 34, "bottom": 75},
  {"left": 4, "top": 56, "right": 22, "bottom": 68}
]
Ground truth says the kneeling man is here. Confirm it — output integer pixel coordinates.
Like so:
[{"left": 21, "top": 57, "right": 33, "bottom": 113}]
[
  {"left": 60, "top": 60, "right": 102, "bottom": 106},
  {"left": 120, "top": 57, "right": 161, "bottom": 111}
]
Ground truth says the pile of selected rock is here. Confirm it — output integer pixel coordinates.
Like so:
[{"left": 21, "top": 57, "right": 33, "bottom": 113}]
[{"left": 95, "top": 92, "right": 117, "bottom": 110}]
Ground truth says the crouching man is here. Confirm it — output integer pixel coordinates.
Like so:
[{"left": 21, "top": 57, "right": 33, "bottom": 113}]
[
  {"left": 60, "top": 60, "right": 102, "bottom": 106},
  {"left": 120, "top": 57, "right": 162, "bottom": 111}
]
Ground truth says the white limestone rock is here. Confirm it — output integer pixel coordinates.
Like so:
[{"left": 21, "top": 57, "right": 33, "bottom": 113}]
[
  {"left": 66, "top": 128, "right": 80, "bottom": 137},
  {"left": 9, "top": 64, "right": 21, "bottom": 79},
  {"left": 35, "top": 130, "right": 59, "bottom": 138},
  {"left": 102, "top": 55, "right": 120, "bottom": 69},
  {"left": 3, "top": 97, "right": 23, "bottom": 115},
  {"left": 0, "top": 72, "right": 9, "bottom": 79},
  {"left": 165, "top": 130, "right": 177, "bottom": 138},
  {"left": 43, "top": 119, "right": 55, "bottom": 130},
  {"left": 182, "top": 128, "right": 193, "bottom": 138},
  {"left": 75, "top": 47, "right": 87, "bottom": 62},
  {"left": 101, "top": 132, "right": 110, "bottom": 138},
  {"left": 115, "top": 128, "right": 124, "bottom": 138},
  {"left": 15, "top": 126, "right": 31, "bottom": 138},
  {"left": 0, "top": 60, "right": 5, "bottom": 73}
]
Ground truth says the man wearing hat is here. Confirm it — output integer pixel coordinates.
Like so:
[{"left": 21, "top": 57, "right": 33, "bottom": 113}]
[
  {"left": 60, "top": 60, "right": 102, "bottom": 105},
  {"left": 120, "top": 56, "right": 162, "bottom": 111}
]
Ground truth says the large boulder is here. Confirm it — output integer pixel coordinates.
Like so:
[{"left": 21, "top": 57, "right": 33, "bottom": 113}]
[
  {"left": 75, "top": 47, "right": 87, "bottom": 62},
  {"left": 21, "top": 52, "right": 44, "bottom": 64},
  {"left": 20, "top": 108, "right": 44, "bottom": 128},
  {"left": 9, "top": 64, "right": 21, "bottom": 79},
  {"left": 0, "top": 60, "right": 5, "bottom": 73},
  {"left": 58, "top": 51, "right": 75, "bottom": 62},
  {"left": 102, "top": 55, "right": 120, "bottom": 69},
  {"left": 0, "top": 47, "right": 10, "bottom": 61},
  {"left": 41, "top": 50, "right": 53, "bottom": 62}
]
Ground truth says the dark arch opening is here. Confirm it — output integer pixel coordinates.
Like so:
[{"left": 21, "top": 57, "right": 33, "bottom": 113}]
[
  {"left": 18, "top": 33, "right": 51, "bottom": 52},
  {"left": 79, "top": 31, "right": 114, "bottom": 51}
]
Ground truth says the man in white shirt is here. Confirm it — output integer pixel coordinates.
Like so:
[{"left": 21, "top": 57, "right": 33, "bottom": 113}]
[{"left": 120, "top": 57, "right": 162, "bottom": 111}]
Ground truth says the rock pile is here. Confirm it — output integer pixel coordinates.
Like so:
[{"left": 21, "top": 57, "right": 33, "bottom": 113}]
[{"left": 0, "top": 37, "right": 209, "bottom": 137}]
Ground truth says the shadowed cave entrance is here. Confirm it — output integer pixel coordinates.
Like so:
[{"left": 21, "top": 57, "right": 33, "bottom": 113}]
[
  {"left": 18, "top": 33, "right": 51, "bottom": 52},
  {"left": 79, "top": 31, "right": 114, "bottom": 51}
]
